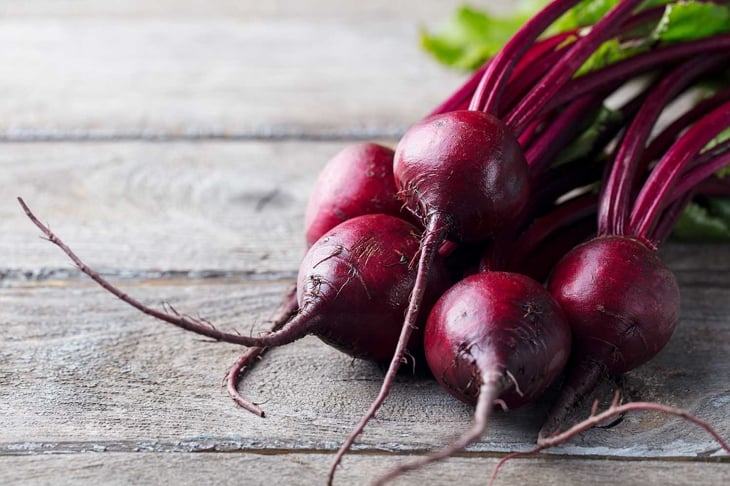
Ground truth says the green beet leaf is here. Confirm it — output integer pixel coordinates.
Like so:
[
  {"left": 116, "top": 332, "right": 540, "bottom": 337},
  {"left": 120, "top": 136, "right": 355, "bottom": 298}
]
[{"left": 673, "top": 199, "right": 730, "bottom": 240}]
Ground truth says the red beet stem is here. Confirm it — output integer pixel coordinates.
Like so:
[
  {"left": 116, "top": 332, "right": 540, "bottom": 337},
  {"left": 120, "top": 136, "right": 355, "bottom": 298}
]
[
  {"left": 643, "top": 86, "right": 730, "bottom": 164},
  {"left": 630, "top": 99, "right": 730, "bottom": 238},
  {"left": 432, "top": 31, "right": 575, "bottom": 118},
  {"left": 525, "top": 95, "right": 603, "bottom": 176},
  {"left": 372, "top": 374, "right": 506, "bottom": 485},
  {"left": 500, "top": 37, "right": 573, "bottom": 116},
  {"left": 672, "top": 142, "right": 730, "bottom": 199},
  {"left": 517, "top": 116, "right": 546, "bottom": 148},
  {"left": 327, "top": 215, "right": 449, "bottom": 486},
  {"left": 501, "top": 5, "right": 666, "bottom": 116},
  {"left": 507, "top": 0, "right": 644, "bottom": 134},
  {"left": 650, "top": 191, "right": 697, "bottom": 244},
  {"left": 598, "top": 56, "right": 727, "bottom": 237},
  {"left": 546, "top": 35, "right": 730, "bottom": 112},
  {"left": 646, "top": 146, "right": 730, "bottom": 243},
  {"left": 533, "top": 160, "right": 603, "bottom": 211},
  {"left": 510, "top": 193, "right": 598, "bottom": 271},
  {"left": 470, "top": 0, "right": 583, "bottom": 113},
  {"left": 530, "top": 85, "right": 648, "bottom": 210}
]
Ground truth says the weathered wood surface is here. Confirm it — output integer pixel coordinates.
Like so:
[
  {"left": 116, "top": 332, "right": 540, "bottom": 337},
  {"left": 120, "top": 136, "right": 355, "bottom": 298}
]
[
  {"left": 0, "top": 0, "right": 471, "bottom": 141},
  {"left": 1, "top": 0, "right": 729, "bottom": 485},
  {"left": 1, "top": 454, "right": 729, "bottom": 486},
  {"left": 4, "top": 142, "right": 730, "bottom": 276},
  {"left": 1, "top": 277, "right": 729, "bottom": 456}
]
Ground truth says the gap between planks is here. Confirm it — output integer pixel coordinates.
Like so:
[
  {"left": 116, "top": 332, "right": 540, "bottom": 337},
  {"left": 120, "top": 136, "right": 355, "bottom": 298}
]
[
  {"left": 1, "top": 439, "right": 728, "bottom": 463},
  {"left": 0, "top": 129, "right": 406, "bottom": 144}
]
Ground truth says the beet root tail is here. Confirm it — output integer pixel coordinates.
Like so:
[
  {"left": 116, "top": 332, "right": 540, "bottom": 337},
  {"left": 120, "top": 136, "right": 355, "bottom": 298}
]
[
  {"left": 539, "top": 359, "right": 604, "bottom": 441},
  {"left": 372, "top": 374, "right": 505, "bottom": 485},
  {"left": 326, "top": 216, "right": 449, "bottom": 486},
  {"left": 18, "top": 197, "right": 314, "bottom": 349},
  {"left": 226, "top": 284, "right": 299, "bottom": 417}
]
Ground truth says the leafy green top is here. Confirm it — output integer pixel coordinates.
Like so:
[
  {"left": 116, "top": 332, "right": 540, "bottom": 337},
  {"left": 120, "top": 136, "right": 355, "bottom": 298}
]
[
  {"left": 422, "top": 1, "right": 730, "bottom": 72},
  {"left": 421, "top": 0, "right": 730, "bottom": 240}
]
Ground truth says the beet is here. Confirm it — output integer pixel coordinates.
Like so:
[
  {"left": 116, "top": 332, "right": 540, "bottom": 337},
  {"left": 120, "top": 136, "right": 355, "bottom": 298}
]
[
  {"left": 295, "top": 214, "right": 449, "bottom": 361},
  {"left": 427, "top": 272, "right": 571, "bottom": 408},
  {"left": 304, "top": 143, "right": 405, "bottom": 247},
  {"left": 540, "top": 72, "right": 730, "bottom": 441},
  {"left": 19, "top": 202, "right": 450, "bottom": 366},
  {"left": 373, "top": 272, "right": 571, "bottom": 484},
  {"left": 548, "top": 236, "right": 679, "bottom": 375},
  {"left": 395, "top": 110, "right": 530, "bottom": 242}
]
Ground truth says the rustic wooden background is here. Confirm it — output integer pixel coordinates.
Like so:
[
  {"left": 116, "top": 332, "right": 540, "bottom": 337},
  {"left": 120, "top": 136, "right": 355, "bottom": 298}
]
[{"left": 1, "top": 1, "right": 728, "bottom": 484}]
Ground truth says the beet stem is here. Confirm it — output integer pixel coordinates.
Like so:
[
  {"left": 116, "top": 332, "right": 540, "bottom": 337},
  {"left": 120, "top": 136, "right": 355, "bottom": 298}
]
[
  {"left": 372, "top": 375, "right": 505, "bottom": 486},
  {"left": 510, "top": 194, "right": 598, "bottom": 270},
  {"left": 500, "top": 33, "right": 575, "bottom": 117},
  {"left": 598, "top": 56, "right": 727, "bottom": 237},
  {"left": 630, "top": 99, "right": 730, "bottom": 238},
  {"left": 546, "top": 35, "right": 730, "bottom": 112},
  {"left": 642, "top": 86, "right": 730, "bottom": 165},
  {"left": 500, "top": 5, "right": 664, "bottom": 117},
  {"left": 649, "top": 191, "right": 696, "bottom": 244},
  {"left": 327, "top": 215, "right": 449, "bottom": 486},
  {"left": 647, "top": 145, "right": 730, "bottom": 243},
  {"left": 525, "top": 95, "right": 602, "bottom": 176},
  {"left": 470, "top": 0, "right": 582, "bottom": 114},
  {"left": 18, "top": 197, "right": 314, "bottom": 349},
  {"left": 226, "top": 284, "right": 298, "bottom": 417},
  {"left": 670, "top": 142, "right": 730, "bottom": 203},
  {"left": 507, "top": 0, "right": 644, "bottom": 134},
  {"left": 433, "top": 31, "right": 575, "bottom": 119}
]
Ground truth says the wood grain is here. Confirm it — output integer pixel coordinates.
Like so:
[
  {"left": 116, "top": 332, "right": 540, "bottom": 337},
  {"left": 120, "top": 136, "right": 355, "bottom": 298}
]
[
  {"left": 2, "top": 1, "right": 729, "bottom": 484},
  {"left": 2, "top": 278, "right": 728, "bottom": 457},
  {"left": 0, "top": 0, "right": 475, "bottom": 140},
  {"left": 2, "top": 0, "right": 499, "bottom": 20},
  {"left": 3, "top": 141, "right": 730, "bottom": 277},
  {"left": 1, "top": 453, "right": 728, "bottom": 486}
]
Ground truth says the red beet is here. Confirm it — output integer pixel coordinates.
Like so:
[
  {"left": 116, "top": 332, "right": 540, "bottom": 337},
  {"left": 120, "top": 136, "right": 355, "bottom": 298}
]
[
  {"left": 540, "top": 235, "right": 680, "bottom": 438},
  {"left": 373, "top": 272, "right": 571, "bottom": 484},
  {"left": 294, "top": 214, "right": 449, "bottom": 361},
  {"left": 549, "top": 236, "right": 679, "bottom": 374},
  {"left": 540, "top": 79, "right": 730, "bottom": 441},
  {"left": 20, "top": 203, "right": 449, "bottom": 365},
  {"left": 395, "top": 110, "right": 530, "bottom": 243},
  {"left": 427, "top": 272, "right": 571, "bottom": 408},
  {"left": 304, "top": 143, "right": 405, "bottom": 247}
]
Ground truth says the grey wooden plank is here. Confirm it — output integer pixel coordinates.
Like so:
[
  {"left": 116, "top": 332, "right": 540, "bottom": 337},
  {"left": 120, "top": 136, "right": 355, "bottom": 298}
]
[
  {"left": 1, "top": 141, "right": 325, "bottom": 275},
  {"left": 0, "top": 1, "right": 475, "bottom": 139},
  {"left": 0, "top": 454, "right": 729, "bottom": 486},
  {"left": 3, "top": 141, "right": 729, "bottom": 277},
  {"left": 1, "top": 0, "right": 503, "bottom": 21},
  {"left": 1, "top": 277, "right": 728, "bottom": 457}
]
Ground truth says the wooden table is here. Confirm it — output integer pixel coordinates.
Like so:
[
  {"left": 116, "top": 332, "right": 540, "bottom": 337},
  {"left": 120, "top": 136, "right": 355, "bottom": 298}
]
[{"left": 1, "top": 1, "right": 728, "bottom": 484}]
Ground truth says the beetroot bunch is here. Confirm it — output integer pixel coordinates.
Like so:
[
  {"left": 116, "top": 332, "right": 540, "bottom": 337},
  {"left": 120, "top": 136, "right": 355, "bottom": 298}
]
[{"left": 20, "top": 0, "right": 730, "bottom": 483}]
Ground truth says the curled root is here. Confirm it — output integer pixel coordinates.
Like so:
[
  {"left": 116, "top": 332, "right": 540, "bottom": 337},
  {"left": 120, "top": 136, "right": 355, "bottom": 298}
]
[
  {"left": 226, "top": 284, "right": 298, "bottom": 417},
  {"left": 488, "top": 392, "right": 730, "bottom": 486}
]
